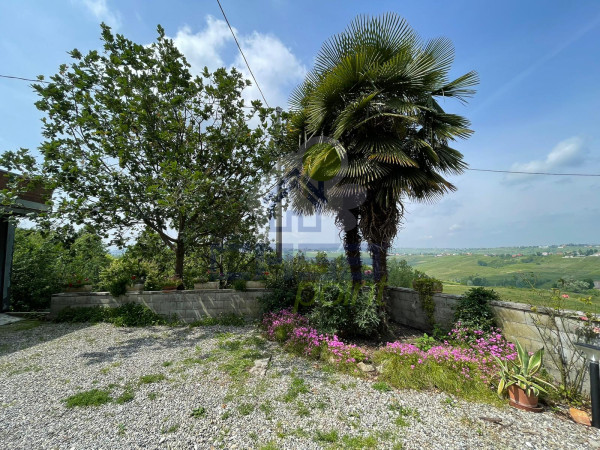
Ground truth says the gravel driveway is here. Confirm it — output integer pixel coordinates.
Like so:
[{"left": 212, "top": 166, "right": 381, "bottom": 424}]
[{"left": 1, "top": 321, "right": 598, "bottom": 449}]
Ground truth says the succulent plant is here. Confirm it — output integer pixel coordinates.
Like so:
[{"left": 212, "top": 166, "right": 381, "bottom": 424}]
[{"left": 495, "top": 340, "right": 554, "bottom": 397}]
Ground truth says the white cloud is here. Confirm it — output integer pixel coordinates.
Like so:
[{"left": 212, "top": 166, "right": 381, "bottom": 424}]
[
  {"left": 506, "top": 136, "right": 587, "bottom": 184},
  {"left": 169, "top": 16, "right": 306, "bottom": 108},
  {"left": 79, "top": 0, "right": 121, "bottom": 29},
  {"left": 235, "top": 31, "right": 306, "bottom": 108},
  {"left": 449, "top": 224, "right": 462, "bottom": 232},
  {"left": 171, "top": 17, "right": 232, "bottom": 73}
]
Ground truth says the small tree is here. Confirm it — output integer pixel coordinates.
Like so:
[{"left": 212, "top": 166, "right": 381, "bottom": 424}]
[{"left": 1, "top": 25, "right": 278, "bottom": 283}]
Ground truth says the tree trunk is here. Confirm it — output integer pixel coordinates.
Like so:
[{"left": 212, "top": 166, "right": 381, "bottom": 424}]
[
  {"left": 370, "top": 241, "right": 390, "bottom": 284},
  {"left": 338, "top": 208, "right": 362, "bottom": 286},
  {"left": 175, "top": 240, "right": 185, "bottom": 289}
]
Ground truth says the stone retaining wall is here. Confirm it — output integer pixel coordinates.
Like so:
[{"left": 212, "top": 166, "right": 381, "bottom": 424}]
[
  {"left": 50, "top": 289, "right": 265, "bottom": 323},
  {"left": 387, "top": 287, "right": 590, "bottom": 392}
]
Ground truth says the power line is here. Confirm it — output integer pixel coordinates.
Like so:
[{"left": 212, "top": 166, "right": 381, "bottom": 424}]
[
  {"left": 215, "top": 0, "right": 270, "bottom": 108},
  {"left": 467, "top": 168, "right": 600, "bottom": 177},
  {"left": 0, "top": 74, "right": 49, "bottom": 84},
  {"left": 3, "top": 75, "right": 598, "bottom": 178}
]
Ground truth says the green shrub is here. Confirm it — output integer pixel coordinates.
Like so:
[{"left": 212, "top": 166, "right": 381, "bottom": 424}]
[
  {"left": 189, "top": 313, "right": 245, "bottom": 327},
  {"left": 414, "top": 333, "right": 437, "bottom": 351},
  {"left": 55, "top": 303, "right": 171, "bottom": 326},
  {"left": 233, "top": 279, "right": 247, "bottom": 291},
  {"left": 308, "top": 283, "right": 381, "bottom": 337},
  {"left": 454, "top": 287, "right": 499, "bottom": 331}
]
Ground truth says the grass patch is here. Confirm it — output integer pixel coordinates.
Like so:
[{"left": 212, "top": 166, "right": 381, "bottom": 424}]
[
  {"left": 338, "top": 434, "right": 379, "bottom": 449},
  {"left": 295, "top": 401, "right": 311, "bottom": 417},
  {"left": 221, "top": 410, "right": 232, "bottom": 420},
  {"left": 115, "top": 386, "right": 134, "bottom": 404},
  {"left": 64, "top": 389, "right": 112, "bottom": 407},
  {"left": 139, "top": 373, "right": 166, "bottom": 384},
  {"left": 0, "top": 319, "right": 42, "bottom": 334},
  {"left": 315, "top": 429, "right": 339, "bottom": 443},
  {"left": 100, "top": 361, "right": 122, "bottom": 374},
  {"left": 147, "top": 392, "right": 158, "bottom": 400},
  {"left": 162, "top": 424, "right": 179, "bottom": 434},
  {"left": 190, "top": 406, "right": 206, "bottom": 418},
  {"left": 282, "top": 375, "right": 309, "bottom": 402},
  {"left": 237, "top": 403, "right": 255, "bottom": 416},
  {"left": 373, "top": 351, "right": 503, "bottom": 406},
  {"left": 372, "top": 381, "right": 392, "bottom": 392},
  {"left": 189, "top": 313, "right": 245, "bottom": 327},
  {"left": 55, "top": 303, "right": 176, "bottom": 326}
]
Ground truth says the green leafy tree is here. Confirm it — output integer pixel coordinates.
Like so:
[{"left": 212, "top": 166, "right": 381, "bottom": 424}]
[
  {"left": 284, "top": 13, "right": 477, "bottom": 286},
  {"left": 1, "top": 24, "right": 277, "bottom": 283}
]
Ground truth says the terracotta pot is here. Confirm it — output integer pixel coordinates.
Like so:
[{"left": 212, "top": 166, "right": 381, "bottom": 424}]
[
  {"left": 246, "top": 281, "right": 266, "bottom": 289},
  {"left": 162, "top": 285, "right": 177, "bottom": 291},
  {"left": 507, "top": 385, "right": 542, "bottom": 412}
]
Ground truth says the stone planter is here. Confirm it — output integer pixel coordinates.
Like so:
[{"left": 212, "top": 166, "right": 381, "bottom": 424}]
[
  {"left": 194, "top": 281, "right": 219, "bottom": 290},
  {"left": 64, "top": 285, "right": 93, "bottom": 293},
  {"left": 246, "top": 281, "right": 266, "bottom": 289},
  {"left": 127, "top": 283, "right": 145, "bottom": 293}
]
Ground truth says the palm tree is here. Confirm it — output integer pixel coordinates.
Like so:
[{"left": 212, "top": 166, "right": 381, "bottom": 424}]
[{"left": 284, "top": 13, "right": 477, "bottom": 285}]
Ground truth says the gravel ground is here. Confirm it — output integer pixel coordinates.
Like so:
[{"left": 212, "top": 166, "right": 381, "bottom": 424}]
[{"left": 1, "top": 321, "right": 599, "bottom": 449}]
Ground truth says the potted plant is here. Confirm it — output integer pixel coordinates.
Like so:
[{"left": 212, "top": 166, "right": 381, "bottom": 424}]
[
  {"left": 495, "top": 340, "right": 553, "bottom": 412},
  {"left": 162, "top": 277, "right": 181, "bottom": 291},
  {"left": 126, "top": 275, "right": 145, "bottom": 293},
  {"left": 194, "top": 271, "right": 220, "bottom": 290},
  {"left": 63, "top": 274, "right": 93, "bottom": 293},
  {"left": 247, "top": 271, "right": 268, "bottom": 289}
]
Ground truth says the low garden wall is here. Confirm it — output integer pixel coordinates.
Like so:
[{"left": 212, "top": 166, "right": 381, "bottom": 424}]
[
  {"left": 387, "top": 287, "right": 590, "bottom": 393},
  {"left": 50, "top": 289, "right": 265, "bottom": 323}
]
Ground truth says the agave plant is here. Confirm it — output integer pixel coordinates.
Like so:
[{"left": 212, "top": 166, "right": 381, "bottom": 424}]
[{"left": 495, "top": 340, "right": 554, "bottom": 397}]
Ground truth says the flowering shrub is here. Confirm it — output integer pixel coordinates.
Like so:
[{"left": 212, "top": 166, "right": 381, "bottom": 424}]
[
  {"left": 262, "top": 309, "right": 368, "bottom": 367},
  {"left": 262, "top": 308, "right": 308, "bottom": 342},
  {"left": 374, "top": 325, "right": 517, "bottom": 404}
]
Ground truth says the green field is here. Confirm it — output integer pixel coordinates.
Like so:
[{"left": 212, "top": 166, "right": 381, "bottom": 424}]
[
  {"left": 394, "top": 254, "right": 600, "bottom": 289},
  {"left": 442, "top": 283, "right": 600, "bottom": 313},
  {"left": 301, "top": 249, "right": 600, "bottom": 312}
]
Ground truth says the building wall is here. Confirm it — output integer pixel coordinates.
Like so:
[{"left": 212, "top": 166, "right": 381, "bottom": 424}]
[{"left": 50, "top": 289, "right": 265, "bottom": 323}]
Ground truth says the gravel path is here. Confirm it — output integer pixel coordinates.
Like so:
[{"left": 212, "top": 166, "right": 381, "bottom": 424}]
[{"left": 1, "top": 322, "right": 599, "bottom": 449}]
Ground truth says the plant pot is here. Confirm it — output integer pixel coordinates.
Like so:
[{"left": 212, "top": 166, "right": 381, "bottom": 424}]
[
  {"left": 64, "top": 285, "right": 93, "bottom": 293},
  {"left": 246, "top": 281, "right": 266, "bottom": 289},
  {"left": 194, "top": 282, "right": 219, "bottom": 290},
  {"left": 127, "top": 283, "right": 144, "bottom": 293},
  {"left": 162, "top": 285, "right": 177, "bottom": 292},
  {"left": 507, "top": 385, "right": 542, "bottom": 412}
]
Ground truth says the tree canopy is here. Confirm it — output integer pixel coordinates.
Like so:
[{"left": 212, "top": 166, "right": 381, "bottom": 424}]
[{"left": 1, "top": 24, "right": 280, "bottom": 281}]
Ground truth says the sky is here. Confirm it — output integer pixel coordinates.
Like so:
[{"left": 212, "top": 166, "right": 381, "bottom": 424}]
[{"left": 1, "top": 0, "right": 600, "bottom": 249}]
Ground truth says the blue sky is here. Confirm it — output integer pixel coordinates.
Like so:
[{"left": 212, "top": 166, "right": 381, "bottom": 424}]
[{"left": 1, "top": 0, "right": 600, "bottom": 248}]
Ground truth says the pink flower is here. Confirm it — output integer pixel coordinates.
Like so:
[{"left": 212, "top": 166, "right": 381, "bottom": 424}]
[
  {"left": 581, "top": 316, "right": 589, "bottom": 321},
  {"left": 562, "top": 294, "right": 569, "bottom": 299},
  {"left": 364, "top": 270, "right": 372, "bottom": 275}
]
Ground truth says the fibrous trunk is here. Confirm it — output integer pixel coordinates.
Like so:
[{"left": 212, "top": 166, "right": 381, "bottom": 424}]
[{"left": 338, "top": 208, "right": 362, "bottom": 286}]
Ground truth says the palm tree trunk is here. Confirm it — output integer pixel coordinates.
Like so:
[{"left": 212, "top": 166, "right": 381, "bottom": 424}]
[{"left": 338, "top": 208, "right": 362, "bottom": 286}]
